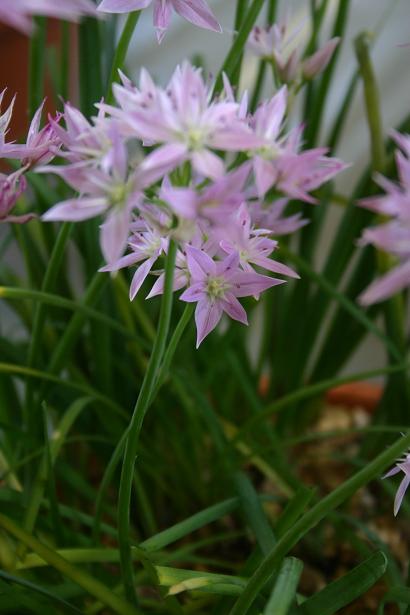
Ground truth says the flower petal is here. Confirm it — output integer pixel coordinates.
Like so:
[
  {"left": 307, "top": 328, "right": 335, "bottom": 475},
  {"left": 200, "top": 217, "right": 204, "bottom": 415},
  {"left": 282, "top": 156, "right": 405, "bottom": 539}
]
[
  {"left": 130, "top": 256, "right": 156, "bottom": 300},
  {"left": 194, "top": 298, "right": 223, "bottom": 347},
  {"left": 42, "top": 198, "right": 107, "bottom": 222},
  {"left": 100, "top": 207, "right": 131, "bottom": 265},
  {"left": 171, "top": 0, "right": 221, "bottom": 33},
  {"left": 394, "top": 474, "right": 410, "bottom": 516}
]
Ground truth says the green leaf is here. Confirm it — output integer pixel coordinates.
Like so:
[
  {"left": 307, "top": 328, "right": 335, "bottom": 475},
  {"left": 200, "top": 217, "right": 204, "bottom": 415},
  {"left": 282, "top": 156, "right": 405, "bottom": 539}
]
[
  {"left": 296, "top": 550, "right": 387, "bottom": 614},
  {"left": 0, "top": 570, "right": 82, "bottom": 614},
  {"left": 377, "top": 586, "right": 410, "bottom": 615},
  {"left": 264, "top": 557, "right": 303, "bottom": 615}
]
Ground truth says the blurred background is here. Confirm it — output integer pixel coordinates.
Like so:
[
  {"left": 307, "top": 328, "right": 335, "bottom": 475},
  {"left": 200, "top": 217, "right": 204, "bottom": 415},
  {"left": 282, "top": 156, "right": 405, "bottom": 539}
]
[{"left": 1, "top": 0, "right": 410, "bottom": 376}]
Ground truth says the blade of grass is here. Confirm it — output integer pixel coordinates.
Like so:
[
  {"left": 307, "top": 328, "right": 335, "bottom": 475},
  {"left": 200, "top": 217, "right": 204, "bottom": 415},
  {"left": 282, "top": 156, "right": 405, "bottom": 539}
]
[
  {"left": 264, "top": 557, "right": 303, "bottom": 615},
  {"left": 0, "top": 513, "right": 142, "bottom": 615},
  {"left": 296, "top": 551, "right": 387, "bottom": 614}
]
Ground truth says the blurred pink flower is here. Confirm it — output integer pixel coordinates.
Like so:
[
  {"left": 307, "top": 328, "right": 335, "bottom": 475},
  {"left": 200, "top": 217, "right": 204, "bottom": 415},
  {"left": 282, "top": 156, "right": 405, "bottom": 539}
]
[
  {"left": 358, "top": 131, "right": 410, "bottom": 305},
  {"left": 0, "top": 0, "right": 98, "bottom": 34},
  {"left": 247, "top": 19, "right": 339, "bottom": 84},
  {"left": 98, "top": 0, "right": 221, "bottom": 42}
]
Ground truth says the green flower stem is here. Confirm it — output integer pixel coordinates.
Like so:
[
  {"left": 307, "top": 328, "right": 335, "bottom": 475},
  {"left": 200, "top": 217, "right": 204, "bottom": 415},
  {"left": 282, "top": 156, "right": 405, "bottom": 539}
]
[
  {"left": 0, "top": 513, "right": 142, "bottom": 615},
  {"left": 106, "top": 12, "right": 141, "bottom": 104},
  {"left": 355, "top": 32, "right": 385, "bottom": 174},
  {"left": 229, "top": 430, "right": 410, "bottom": 614},
  {"left": 215, "top": 0, "right": 265, "bottom": 92},
  {"left": 152, "top": 303, "right": 194, "bottom": 396},
  {"left": 118, "top": 239, "right": 177, "bottom": 605},
  {"left": 93, "top": 300, "right": 193, "bottom": 545}
]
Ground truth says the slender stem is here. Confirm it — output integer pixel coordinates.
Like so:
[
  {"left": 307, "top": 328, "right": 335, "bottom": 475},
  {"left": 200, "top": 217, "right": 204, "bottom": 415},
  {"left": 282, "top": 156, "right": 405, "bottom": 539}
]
[
  {"left": 229, "top": 430, "right": 410, "bottom": 614},
  {"left": 93, "top": 301, "right": 193, "bottom": 544},
  {"left": 118, "top": 240, "right": 177, "bottom": 604},
  {"left": 60, "top": 22, "right": 70, "bottom": 101},
  {"left": 214, "top": 0, "right": 265, "bottom": 93},
  {"left": 0, "top": 513, "right": 142, "bottom": 615},
  {"left": 355, "top": 32, "right": 386, "bottom": 174},
  {"left": 106, "top": 12, "right": 141, "bottom": 104}
]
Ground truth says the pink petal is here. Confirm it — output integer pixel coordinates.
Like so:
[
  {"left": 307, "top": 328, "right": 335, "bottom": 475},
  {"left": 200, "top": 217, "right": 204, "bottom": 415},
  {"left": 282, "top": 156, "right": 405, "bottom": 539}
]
[
  {"left": 100, "top": 207, "right": 131, "bottom": 265},
  {"left": 382, "top": 465, "right": 402, "bottom": 479},
  {"left": 130, "top": 256, "right": 156, "bottom": 300},
  {"left": 171, "top": 0, "right": 221, "bottom": 33},
  {"left": 98, "top": 0, "right": 152, "bottom": 12},
  {"left": 230, "top": 272, "right": 285, "bottom": 297},
  {"left": 394, "top": 474, "right": 410, "bottom": 516},
  {"left": 141, "top": 143, "right": 188, "bottom": 183},
  {"left": 191, "top": 149, "right": 225, "bottom": 179},
  {"left": 153, "top": 0, "right": 172, "bottom": 41},
  {"left": 180, "top": 282, "right": 205, "bottom": 302},
  {"left": 42, "top": 198, "right": 107, "bottom": 222},
  {"left": 147, "top": 269, "right": 187, "bottom": 298},
  {"left": 221, "top": 294, "right": 248, "bottom": 325},
  {"left": 358, "top": 260, "right": 410, "bottom": 306},
  {"left": 253, "top": 255, "right": 300, "bottom": 279},
  {"left": 253, "top": 157, "right": 275, "bottom": 197},
  {"left": 195, "top": 298, "right": 223, "bottom": 347},
  {"left": 186, "top": 246, "right": 216, "bottom": 280},
  {"left": 99, "top": 251, "right": 144, "bottom": 273}
]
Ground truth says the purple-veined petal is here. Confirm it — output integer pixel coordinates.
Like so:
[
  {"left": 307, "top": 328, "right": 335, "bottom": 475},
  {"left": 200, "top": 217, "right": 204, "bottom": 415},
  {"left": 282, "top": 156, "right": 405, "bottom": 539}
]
[
  {"left": 42, "top": 198, "right": 107, "bottom": 222},
  {"left": 129, "top": 256, "right": 157, "bottom": 300},
  {"left": 98, "top": 0, "right": 151, "bottom": 12},
  {"left": 394, "top": 474, "right": 410, "bottom": 516},
  {"left": 180, "top": 282, "right": 205, "bottom": 302},
  {"left": 186, "top": 245, "right": 216, "bottom": 280},
  {"left": 100, "top": 206, "right": 131, "bottom": 265},
  {"left": 191, "top": 149, "right": 225, "bottom": 180},
  {"left": 230, "top": 271, "right": 285, "bottom": 297},
  {"left": 221, "top": 294, "right": 248, "bottom": 325},
  {"left": 153, "top": 0, "right": 172, "bottom": 42},
  {"left": 171, "top": 0, "right": 221, "bottom": 33},
  {"left": 194, "top": 298, "right": 223, "bottom": 347}
]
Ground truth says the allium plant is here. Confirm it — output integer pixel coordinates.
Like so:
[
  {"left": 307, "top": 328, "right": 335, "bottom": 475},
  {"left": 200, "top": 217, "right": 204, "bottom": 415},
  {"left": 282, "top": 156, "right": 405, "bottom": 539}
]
[{"left": 0, "top": 2, "right": 410, "bottom": 615}]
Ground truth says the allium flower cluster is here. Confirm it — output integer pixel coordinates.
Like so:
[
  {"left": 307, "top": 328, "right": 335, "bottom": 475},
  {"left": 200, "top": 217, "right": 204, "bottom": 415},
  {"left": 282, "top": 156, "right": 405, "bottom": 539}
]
[
  {"left": 0, "top": 0, "right": 97, "bottom": 34},
  {"left": 1, "top": 62, "right": 347, "bottom": 346},
  {"left": 358, "top": 131, "right": 410, "bottom": 305},
  {"left": 247, "top": 17, "right": 340, "bottom": 87}
]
